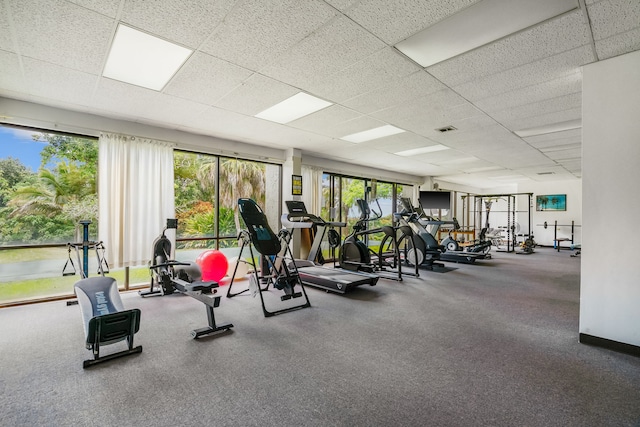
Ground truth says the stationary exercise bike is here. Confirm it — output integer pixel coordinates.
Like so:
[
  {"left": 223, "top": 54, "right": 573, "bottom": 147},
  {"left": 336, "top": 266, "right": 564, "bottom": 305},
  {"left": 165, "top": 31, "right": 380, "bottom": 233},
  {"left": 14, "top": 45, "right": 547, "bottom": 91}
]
[{"left": 139, "top": 219, "right": 233, "bottom": 339}]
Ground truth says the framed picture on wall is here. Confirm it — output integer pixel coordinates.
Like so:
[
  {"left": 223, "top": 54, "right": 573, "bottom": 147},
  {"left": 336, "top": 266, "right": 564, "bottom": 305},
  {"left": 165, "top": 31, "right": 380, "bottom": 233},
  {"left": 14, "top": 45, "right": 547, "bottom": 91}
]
[
  {"left": 292, "top": 174, "right": 302, "bottom": 196},
  {"left": 536, "top": 194, "right": 566, "bottom": 211}
]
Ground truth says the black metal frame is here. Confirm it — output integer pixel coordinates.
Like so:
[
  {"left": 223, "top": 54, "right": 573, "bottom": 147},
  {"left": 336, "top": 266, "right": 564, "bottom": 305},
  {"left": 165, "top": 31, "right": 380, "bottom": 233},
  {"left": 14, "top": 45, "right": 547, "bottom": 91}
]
[
  {"left": 83, "top": 309, "right": 142, "bottom": 368},
  {"left": 228, "top": 199, "right": 311, "bottom": 317}
]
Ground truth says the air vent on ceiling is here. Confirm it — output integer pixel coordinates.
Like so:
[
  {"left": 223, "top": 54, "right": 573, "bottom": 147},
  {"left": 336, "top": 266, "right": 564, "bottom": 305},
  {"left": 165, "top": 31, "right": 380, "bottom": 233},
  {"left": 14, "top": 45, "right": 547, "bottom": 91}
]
[
  {"left": 436, "top": 125, "right": 457, "bottom": 133},
  {"left": 537, "top": 172, "right": 555, "bottom": 175}
]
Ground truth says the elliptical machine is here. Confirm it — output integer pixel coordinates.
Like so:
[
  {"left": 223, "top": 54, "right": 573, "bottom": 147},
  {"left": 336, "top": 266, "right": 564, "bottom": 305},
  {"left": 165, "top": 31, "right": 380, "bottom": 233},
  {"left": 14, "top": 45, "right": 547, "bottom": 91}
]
[
  {"left": 397, "top": 198, "right": 487, "bottom": 265},
  {"left": 394, "top": 199, "right": 444, "bottom": 270},
  {"left": 339, "top": 199, "right": 417, "bottom": 280}
]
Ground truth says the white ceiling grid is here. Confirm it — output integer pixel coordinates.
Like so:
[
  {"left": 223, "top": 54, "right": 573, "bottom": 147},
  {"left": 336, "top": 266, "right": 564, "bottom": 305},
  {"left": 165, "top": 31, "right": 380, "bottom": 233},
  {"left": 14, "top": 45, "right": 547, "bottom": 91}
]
[{"left": 0, "top": 0, "right": 639, "bottom": 188}]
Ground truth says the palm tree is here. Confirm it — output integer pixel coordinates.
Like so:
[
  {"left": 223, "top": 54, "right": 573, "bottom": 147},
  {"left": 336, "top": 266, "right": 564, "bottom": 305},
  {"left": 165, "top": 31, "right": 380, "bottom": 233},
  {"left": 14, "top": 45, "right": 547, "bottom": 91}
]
[
  {"left": 537, "top": 196, "right": 549, "bottom": 211},
  {"left": 219, "top": 158, "right": 266, "bottom": 233},
  {"left": 9, "top": 162, "right": 96, "bottom": 240},
  {"left": 197, "top": 158, "right": 266, "bottom": 235}
]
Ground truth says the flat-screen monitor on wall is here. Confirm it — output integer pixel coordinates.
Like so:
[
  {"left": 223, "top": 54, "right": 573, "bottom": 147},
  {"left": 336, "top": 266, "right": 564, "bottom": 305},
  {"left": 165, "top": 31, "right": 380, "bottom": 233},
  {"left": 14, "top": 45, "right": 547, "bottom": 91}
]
[{"left": 419, "top": 191, "right": 451, "bottom": 210}]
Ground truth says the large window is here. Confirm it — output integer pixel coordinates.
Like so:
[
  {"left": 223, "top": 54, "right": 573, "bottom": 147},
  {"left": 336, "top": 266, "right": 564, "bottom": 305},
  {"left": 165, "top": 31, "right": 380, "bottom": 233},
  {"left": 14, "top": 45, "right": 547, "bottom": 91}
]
[
  {"left": 0, "top": 126, "right": 98, "bottom": 245},
  {"left": 0, "top": 125, "right": 105, "bottom": 304},
  {"left": 173, "top": 151, "right": 281, "bottom": 261},
  {"left": 320, "top": 172, "right": 412, "bottom": 260}
]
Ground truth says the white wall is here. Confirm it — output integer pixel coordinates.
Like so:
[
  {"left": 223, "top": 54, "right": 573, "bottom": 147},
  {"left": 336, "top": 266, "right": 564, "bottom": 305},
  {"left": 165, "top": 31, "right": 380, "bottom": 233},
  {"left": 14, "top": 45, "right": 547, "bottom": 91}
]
[
  {"left": 518, "top": 180, "right": 582, "bottom": 247},
  {"left": 581, "top": 50, "right": 640, "bottom": 347}
]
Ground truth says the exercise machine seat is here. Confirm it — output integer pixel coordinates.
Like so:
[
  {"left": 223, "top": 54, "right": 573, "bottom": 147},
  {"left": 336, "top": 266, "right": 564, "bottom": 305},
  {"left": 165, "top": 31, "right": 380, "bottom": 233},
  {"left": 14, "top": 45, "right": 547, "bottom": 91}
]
[{"left": 74, "top": 276, "right": 142, "bottom": 368}]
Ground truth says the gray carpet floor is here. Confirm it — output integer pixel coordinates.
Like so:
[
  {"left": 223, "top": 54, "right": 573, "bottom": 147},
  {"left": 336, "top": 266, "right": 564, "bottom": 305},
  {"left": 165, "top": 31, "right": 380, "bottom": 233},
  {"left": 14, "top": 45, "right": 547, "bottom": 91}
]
[{"left": 1, "top": 247, "right": 639, "bottom": 427}]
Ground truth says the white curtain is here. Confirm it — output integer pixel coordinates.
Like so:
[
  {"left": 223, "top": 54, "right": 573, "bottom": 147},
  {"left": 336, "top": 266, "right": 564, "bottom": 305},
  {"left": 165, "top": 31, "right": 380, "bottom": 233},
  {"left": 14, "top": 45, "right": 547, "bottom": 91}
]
[
  {"left": 98, "top": 133, "right": 175, "bottom": 268},
  {"left": 301, "top": 165, "right": 322, "bottom": 214}
]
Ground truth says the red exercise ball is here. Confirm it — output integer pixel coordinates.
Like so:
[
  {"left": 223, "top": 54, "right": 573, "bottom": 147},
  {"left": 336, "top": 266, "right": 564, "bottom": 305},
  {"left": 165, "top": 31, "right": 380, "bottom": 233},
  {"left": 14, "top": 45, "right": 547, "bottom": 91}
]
[{"left": 196, "top": 250, "right": 228, "bottom": 283}]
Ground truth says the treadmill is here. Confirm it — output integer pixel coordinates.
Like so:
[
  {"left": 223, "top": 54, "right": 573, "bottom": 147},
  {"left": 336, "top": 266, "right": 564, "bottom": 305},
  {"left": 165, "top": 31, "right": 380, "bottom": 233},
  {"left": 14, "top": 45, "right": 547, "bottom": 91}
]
[{"left": 281, "top": 201, "right": 379, "bottom": 294}]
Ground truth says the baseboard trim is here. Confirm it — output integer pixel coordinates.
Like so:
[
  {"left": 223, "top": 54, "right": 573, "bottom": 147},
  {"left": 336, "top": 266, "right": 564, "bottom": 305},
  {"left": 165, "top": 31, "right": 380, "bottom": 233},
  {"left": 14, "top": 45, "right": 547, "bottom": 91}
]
[{"left": 579, "top": 333, "right": 640, "bottom": 357}]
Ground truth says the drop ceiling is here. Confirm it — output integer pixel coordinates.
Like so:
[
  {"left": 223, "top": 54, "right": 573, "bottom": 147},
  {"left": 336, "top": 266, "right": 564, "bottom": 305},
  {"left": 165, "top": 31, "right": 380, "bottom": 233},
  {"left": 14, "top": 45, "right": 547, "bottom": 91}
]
[{"left": 0, "top": 0, "right": 639, "bottom": 188}]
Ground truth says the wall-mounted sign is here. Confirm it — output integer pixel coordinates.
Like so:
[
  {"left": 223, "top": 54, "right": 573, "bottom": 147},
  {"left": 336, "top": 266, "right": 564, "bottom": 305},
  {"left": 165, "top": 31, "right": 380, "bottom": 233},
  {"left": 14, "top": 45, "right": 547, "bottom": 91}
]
[{"left": 292, "top": 175, "right": 302, "bottom": 196}]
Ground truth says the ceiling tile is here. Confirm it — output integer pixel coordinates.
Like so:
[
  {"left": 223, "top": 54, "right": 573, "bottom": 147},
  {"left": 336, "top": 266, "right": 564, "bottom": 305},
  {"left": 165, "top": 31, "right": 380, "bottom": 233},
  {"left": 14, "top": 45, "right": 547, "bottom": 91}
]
[
  {"left": 304, "top": 47, "right": 420, "bottom": 103},
  {"left": 92, "top": 78, "right": 162, "bottom": 119},
  {"left": 587, "top": 0, "right": 640, "bottom": 41},
  {"left": 259, "top": 15, "right": 386, "bottom": 90},
  {"left": 0, "top": 2, "right": 14, "bottom": 52},
  {"left": 287, "top": 105, "right": 361, "bottom": 135},
  {"left": 370, "top": 88, "right": 473, "bottom": 137},
  {"left": 324, "top": 0, "right": 360, "bottom": 11},
  {"left": 558, "top": 159, "right": 582, "bottom": 170},
  {"left": 328, "top": 115, "right": 392, "bottom": 140},
  {"left": 365, "top": 132, "right": 438, "bottom": 152},
  {"left": 543, "top": 148, "right": 581, "bottom": 161},
  {"left": 213, "top": 74, "right": 299, "bottom": 116},
  {"left": 120, "top": 0, "right": 235, "bottom": 48},
  {"left": 178, "top": 106, "right": 259, "bottom": 141},
  {"left": 200, "top": 0, "right": 338, "bottom": 71},
  {"left": 342, "top": 70, "right": 447, "bottom": 114},
  {"left": 453, "top": 46, "right": 594, "bottom": 101},
  {"left": 538, "top": 142, "right": 581, "bottom": 153},
  {"left": 523, "top": 127, "right": 581, "bottom": 142},
  {"left": 66, "top": 0, "right": 121, "bottom": 17},
  {"left": 22, "top": 58, "right": 98, "bottom": 106},
  {"left": 0, "top": 51, "right": 24, "bottom": 92},
  {"left": 8, "top": 0, "right": 113, "bottom": 74},
  {"left": 503, "top": 107, "right": 582, "bottom": 133},
  {"left": 594, "top": 27, "right": 640, "bottom": 59},
  {"left": 346, "top": 0, "right": 479, "bottom": 44},
  {"left": 490, "top": 93, "right": 581, "bottom": 124},
  {"left": 474, "top": 71, "right": 582, "bottom": 113},
  {"left": 135, "top": 94, "right": 211, "bottom": 131},
  {"left": 164, "top": 52, "right": 254, "bottom": 106}
]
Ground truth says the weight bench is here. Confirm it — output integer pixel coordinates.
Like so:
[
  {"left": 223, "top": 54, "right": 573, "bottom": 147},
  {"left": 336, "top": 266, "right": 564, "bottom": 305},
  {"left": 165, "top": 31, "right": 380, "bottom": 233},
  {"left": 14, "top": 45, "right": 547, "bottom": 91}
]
[
  {"left": 554, "top": 238, "right": 572, "bottom": 252},
  {"left": 74, "top": 277, "right": 142, "bottom": 369}
]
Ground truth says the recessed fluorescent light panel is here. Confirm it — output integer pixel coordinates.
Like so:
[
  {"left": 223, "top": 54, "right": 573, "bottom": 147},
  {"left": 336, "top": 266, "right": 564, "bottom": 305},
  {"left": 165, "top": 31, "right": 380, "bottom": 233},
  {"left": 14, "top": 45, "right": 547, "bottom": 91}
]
[
  {"left": 395, "top": 144, "right": 449, "bottom": 156},
  {"left": 103, "top": 24, "right": 193, "bottom": 91},
  {"left": 395, "top": 0, "right": 578, "bottom": 67},
  {"left": 515, "top": 119, "right": 582, "bottom": 138},
  {"left": 341, "top": 125, "right": 405, "bottom": 143},
  {"left": 255, "top": 93, "right": 333, "bottom": 124}
]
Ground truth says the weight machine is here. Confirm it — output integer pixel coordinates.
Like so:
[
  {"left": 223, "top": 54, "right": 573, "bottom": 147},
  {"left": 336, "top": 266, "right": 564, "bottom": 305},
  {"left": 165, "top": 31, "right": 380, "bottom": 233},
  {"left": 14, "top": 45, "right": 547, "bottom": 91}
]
[{"left": 474, "top": 193, "right": 533, "bottom": 254}]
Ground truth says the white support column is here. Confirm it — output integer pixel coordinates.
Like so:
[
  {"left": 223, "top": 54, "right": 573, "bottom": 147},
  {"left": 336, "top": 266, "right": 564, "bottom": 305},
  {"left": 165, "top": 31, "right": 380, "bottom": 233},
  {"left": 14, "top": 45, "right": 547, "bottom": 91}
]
[
  {"left": 282, "top": 148, "right": 302, "bottom": 257},
  {"left": 581, "top": 50, "right": 640, "bottom": 350}
]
